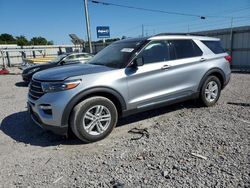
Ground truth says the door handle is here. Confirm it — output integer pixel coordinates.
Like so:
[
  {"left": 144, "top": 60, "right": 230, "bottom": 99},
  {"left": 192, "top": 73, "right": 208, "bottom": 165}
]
[
  {"left": 200, "top": 58, "right": 206, "bottom": 62},
  {"left": 161, "top": 65, "right": 171, "bottom": 70}
]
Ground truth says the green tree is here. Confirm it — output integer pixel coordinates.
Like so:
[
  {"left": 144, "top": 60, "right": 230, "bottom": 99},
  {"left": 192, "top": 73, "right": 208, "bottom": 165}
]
[
  {"left": 0, "top": 33, "right": 53, "bottom": 45},
  {"left": 0, "top": 33, "right": 16, "bottom": 44},
  {"left": 30, "top": 37, "right": 49, "bottom": 45},
  {"left": 16, "top": 35, "right": 29, "bottom": 46},
  {"left": 47, "top": 40, "right": 54, "bottom": 45}
]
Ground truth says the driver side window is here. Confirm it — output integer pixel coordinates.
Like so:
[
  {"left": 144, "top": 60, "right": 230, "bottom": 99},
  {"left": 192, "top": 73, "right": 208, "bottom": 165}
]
[{"left": 139, "top": 40, "right": 170, "bottom": 64}]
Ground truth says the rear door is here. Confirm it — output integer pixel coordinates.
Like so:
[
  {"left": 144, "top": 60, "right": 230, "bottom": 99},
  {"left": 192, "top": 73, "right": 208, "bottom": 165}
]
[{"left": 164, "top": 39, "right": 205, "bottom": 95}]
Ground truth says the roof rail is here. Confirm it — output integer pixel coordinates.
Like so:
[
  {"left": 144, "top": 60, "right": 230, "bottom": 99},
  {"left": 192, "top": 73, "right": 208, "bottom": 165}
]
[{"left": 154, "top": 33, "right": 206, "bottom": 37}]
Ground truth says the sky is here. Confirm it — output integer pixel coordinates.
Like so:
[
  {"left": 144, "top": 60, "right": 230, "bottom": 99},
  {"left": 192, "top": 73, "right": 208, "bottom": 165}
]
[{"left": 0, "top": 0, "right": 250, "bottom": 44}]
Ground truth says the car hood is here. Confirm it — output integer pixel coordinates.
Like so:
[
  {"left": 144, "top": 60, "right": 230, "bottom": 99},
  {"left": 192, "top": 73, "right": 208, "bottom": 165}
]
[
  {"left": 23, "top": 63, "right": 57, "bottom": 74},
  {"left": 33, "top": 64, "right": 115, "bottom": 81}
]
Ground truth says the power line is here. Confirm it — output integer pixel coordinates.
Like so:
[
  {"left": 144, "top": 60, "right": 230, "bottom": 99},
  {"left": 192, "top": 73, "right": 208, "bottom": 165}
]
[
  {"left": 207, "top": 6, "right": 250, "bottom": 16},
  {"left": 186, "top": 17, "right": 250, "bottom": 30},
  {"left": 112, "top": 17, "right": 250, "bottom": 37},
  {"left": 89, "top": 0, "right": 206, "bottom": 19},
  {"left": 89, "top": 0, "right": 250, "bottom": 19},
  {"left": 168, "top": 18, "right": 250, "bottom": 33},
  {"left": 145, "top": 16, "right": 250, "bottom": 29}
]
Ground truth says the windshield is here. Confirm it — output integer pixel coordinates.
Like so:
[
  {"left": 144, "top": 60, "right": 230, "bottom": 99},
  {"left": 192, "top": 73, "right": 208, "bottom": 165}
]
[
  {"left": 88, "top": 40, "right": 145, "bottom": 68},
  {"left": 49, "top": 54, "right": 67, "bottom": 63}
]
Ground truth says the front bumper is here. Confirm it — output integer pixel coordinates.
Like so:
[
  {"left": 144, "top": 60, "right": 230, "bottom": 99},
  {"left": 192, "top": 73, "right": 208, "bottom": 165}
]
[
  {"left": 28, "top": 102, "right": 68, "bottom": 135},
  {"left": 22, "top": 73, "right": 32, "bottom": 82}
]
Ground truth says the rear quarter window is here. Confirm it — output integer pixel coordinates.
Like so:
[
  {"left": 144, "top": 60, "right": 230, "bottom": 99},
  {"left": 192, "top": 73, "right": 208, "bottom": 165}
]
[
  {"left": 201, "top": 40, "right": 225, "bottom": 54},
  {"left": 169, "top": 39, "right": 203, "bottom": 60}
]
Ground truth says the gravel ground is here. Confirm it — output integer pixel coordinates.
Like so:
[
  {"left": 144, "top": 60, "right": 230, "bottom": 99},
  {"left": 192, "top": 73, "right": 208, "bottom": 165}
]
[{"left": 0, "top": 68, "right": 249, "bottom": 188}]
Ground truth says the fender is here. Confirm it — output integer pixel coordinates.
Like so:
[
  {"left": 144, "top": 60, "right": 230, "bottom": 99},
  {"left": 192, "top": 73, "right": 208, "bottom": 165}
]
[
  {"left": 61, "top": 87, "right": 127, "bottom": 127},
  {"left": 197, "top": 68, "right": 226, "bottom": 92}
]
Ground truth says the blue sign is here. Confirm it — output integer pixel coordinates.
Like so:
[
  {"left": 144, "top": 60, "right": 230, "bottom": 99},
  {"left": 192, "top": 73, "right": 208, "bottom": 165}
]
[{"left": 96, "top": 26, "right": 110, "bottom": 38}]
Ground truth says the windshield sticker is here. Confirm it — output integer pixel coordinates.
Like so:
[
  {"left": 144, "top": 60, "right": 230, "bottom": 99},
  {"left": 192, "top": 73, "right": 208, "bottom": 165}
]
[{"left": 121, "top": 48, "right": 134, "bottom": 53}]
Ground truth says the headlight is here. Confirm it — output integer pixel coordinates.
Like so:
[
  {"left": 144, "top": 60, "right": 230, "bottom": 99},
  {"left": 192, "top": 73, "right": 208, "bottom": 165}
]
[
  {"left": 28, "top": 67, "right": 40, "bottom": 74},
  {"left": 41, "top": 79, "right": 81, "bottom": 93}
]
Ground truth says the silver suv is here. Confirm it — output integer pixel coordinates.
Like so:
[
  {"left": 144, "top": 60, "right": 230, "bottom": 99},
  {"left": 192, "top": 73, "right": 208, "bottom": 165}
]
[{"left": 28, "top": 34, "right": 231, "bottom": 142}]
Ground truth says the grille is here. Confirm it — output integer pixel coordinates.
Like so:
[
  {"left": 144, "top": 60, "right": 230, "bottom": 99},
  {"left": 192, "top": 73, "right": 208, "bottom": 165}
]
[{"left": 29, "top": 79, "right": 44, "bottom": 100}]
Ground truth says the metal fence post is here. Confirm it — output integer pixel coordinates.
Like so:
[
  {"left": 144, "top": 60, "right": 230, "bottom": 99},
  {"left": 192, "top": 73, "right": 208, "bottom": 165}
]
[
  {"left": 21, "top": 51, "right": 26, "bottom": 59},
  {"left": 43, "top": 49, "right": 46, "bottom": 57},
  {"left": 230, "top": 31, "right": 234, "bottom": 56},
  {"left": 229, "top": 18, "right": 234, "bottom": 58},
  {"left": 6, "top": 51, "right": 11, "bottom": 67},
  {"left": 94, "top": 44, "right": 97, "bottom": 54},
  {"left": 32, "top": 50, "right": 36, "bottom": 58},
  {"left": 59, "top": 46, "right": 62, "bottom": 55},
  {"left": 1, "top": 51, "right": 6, "bottom": 68}
]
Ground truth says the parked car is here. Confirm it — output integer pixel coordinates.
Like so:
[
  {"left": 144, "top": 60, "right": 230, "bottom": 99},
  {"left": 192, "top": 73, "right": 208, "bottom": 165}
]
[
  {"left": 22, "top": 52, "right": 93, "bottom": 82},
  {"left": 27, "top": 34, "right": 231, "bottom": 142}
]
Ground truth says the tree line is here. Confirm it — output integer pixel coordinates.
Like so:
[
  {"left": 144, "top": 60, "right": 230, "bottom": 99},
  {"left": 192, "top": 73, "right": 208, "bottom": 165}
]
[{"left": 0, "top": 33, "right": 53, "bottom": 46}]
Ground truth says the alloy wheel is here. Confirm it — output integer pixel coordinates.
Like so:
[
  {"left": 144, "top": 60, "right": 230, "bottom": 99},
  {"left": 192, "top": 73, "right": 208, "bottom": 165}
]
[
  {"left": 83, "top": 105, "right": 111, "bottom": 136},
  {"left": 205, "top": 81, "right": 219, "bottom": 102}
]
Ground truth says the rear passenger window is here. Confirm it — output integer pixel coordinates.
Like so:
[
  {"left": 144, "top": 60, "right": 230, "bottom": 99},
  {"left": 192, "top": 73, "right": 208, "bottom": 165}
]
[
  {"left": 201, "top": 40, "right": 225, "bottom": 54},
  {"left": 76, "top": 54, "right": 85, "bottom": 58},
  {"left": 140, "top": 40, "right": 170, "bottom": 64},
  {"left": 65, "top": 55, "right": 76, "bottom": 60},
  {"left": 169, "top": 40, "right": 203, "bottom": 59}
]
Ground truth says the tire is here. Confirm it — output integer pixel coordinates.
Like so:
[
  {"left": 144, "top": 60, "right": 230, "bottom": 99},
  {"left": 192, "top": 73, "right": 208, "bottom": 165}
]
[
  {"left": 200, "top": 76, "right": 221, "bottom": 107},
  {"left": 70, "top": 96, "right": 118, "bottom": 143}
]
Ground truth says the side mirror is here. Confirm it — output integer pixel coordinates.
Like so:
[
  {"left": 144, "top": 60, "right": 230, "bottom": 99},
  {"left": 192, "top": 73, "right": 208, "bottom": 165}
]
[
  {"left": 132, "top": 57, "right": 144, "bottom": 67},
  {"left": 60, "top": 61, "right": 65, "bottom": 65}
]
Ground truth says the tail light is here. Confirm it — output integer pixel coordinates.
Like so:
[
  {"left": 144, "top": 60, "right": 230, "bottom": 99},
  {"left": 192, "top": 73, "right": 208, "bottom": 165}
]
[{"left": 224, "top": 55, "right": 232, "bottom": 64}]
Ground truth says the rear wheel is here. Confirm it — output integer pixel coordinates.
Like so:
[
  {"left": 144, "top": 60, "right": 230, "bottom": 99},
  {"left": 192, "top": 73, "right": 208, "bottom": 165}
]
[
  {"left": 200, "top": 76, "right": 221, "bottom": 107},
  {"left": 70, "top": 96, "right": 118, "bottom": 142}
]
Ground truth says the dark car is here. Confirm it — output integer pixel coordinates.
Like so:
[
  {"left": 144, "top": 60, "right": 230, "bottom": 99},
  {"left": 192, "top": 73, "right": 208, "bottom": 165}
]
[{"left": 22, "top": 52, "right": 93, "bottom": 82}]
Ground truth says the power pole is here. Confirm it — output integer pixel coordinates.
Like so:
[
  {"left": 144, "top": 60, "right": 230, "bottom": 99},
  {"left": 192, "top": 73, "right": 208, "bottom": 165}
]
[
  {"left": 84, "top": 0, "right": 93, "bottom": 53},
  {"left": 142, "top": 24, "right": 144, "bottom": 37}
]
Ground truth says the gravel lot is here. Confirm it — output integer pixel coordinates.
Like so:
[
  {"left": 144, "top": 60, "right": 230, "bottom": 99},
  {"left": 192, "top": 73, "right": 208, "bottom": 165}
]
[{"left": 0, "top": 68, "right": 249, "bottom": 188}]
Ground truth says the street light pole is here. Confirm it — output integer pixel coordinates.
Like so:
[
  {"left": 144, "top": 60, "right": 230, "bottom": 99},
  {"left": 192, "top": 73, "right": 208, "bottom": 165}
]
[{"left": 84, "top": 0, "right": 93, "bottom": 53}]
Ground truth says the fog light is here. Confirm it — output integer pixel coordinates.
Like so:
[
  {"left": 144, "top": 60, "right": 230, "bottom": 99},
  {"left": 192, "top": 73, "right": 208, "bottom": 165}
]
[
  {"left": 39, "top": 104, "right": 52, "bottom": 115},
  {"left": 39, "top": 104, "right": 52, "bottom": 110}
]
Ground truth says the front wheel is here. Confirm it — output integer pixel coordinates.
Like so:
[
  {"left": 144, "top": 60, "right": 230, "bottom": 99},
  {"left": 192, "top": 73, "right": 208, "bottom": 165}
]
[
  {"left": 200, "top": 76, "right": 221, "bottom": 107},
  {"left": 70, "top": 96, "right": 118, "bottom": 142}
]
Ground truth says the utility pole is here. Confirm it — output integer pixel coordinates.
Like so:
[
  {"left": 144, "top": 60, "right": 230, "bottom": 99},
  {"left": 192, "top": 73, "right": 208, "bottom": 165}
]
[
  {"left": 142, "top": 24, "right": 144, "bottom": 37},
  {"left": 84, "top": 0, "right": 93, "bottom": 53}
]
